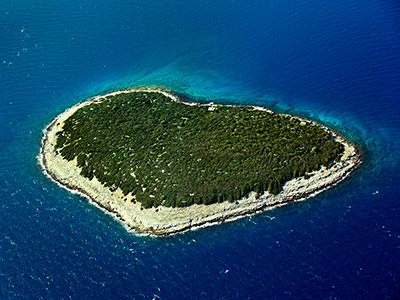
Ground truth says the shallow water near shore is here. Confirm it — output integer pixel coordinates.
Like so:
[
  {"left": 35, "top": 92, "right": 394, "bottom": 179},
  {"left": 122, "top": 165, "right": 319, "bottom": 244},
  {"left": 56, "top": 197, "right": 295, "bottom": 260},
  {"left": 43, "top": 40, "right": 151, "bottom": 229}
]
[{"left": 1, "top": 0, "right": 400, "bottom": 299}]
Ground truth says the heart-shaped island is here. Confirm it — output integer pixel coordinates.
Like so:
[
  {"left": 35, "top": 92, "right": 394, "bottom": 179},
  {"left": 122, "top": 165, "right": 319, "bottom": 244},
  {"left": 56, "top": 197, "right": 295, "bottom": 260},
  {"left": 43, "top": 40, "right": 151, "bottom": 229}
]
[{"left": 40, "top": 87, "right": 362, "bottom": 235}]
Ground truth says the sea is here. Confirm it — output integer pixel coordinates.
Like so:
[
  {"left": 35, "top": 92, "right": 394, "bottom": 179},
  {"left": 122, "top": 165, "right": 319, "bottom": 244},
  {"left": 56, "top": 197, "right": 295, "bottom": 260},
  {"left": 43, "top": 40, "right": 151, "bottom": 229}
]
[{"left": 1, "top": 0, "right": 400, "bottom": 299}]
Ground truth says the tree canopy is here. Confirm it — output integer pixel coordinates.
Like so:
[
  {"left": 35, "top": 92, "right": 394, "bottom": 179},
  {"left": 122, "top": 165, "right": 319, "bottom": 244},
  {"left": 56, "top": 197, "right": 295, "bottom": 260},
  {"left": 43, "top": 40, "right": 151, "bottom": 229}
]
[{"left": 55, "top": 91, "right": 344, "bottom": 208}]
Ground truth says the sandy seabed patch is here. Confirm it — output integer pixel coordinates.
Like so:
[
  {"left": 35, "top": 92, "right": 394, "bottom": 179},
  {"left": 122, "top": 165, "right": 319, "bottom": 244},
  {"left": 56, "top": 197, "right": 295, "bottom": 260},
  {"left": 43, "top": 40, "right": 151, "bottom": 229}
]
[{"left": 39, "top": 87, "right": 362, "bottom": 235}]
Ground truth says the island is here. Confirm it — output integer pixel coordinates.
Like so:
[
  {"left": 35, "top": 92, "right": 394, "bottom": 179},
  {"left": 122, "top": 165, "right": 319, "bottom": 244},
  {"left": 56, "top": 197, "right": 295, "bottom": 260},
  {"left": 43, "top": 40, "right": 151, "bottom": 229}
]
[{"left": 40, "top": 86, "right": 362, "bottom": 235}]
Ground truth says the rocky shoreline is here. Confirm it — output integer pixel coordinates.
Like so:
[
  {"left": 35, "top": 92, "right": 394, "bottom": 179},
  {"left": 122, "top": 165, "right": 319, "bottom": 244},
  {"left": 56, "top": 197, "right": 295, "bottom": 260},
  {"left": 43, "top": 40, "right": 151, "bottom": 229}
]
[{"left": 39, "top": 87, "right": 362, "bottom": 236}]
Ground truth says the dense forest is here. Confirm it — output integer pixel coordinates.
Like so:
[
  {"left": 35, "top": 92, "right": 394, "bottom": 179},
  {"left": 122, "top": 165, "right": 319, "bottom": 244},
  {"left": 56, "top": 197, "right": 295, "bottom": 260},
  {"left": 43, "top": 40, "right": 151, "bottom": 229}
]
[{"left": 55, "top": 91, "right": 344, "bottom": 208}]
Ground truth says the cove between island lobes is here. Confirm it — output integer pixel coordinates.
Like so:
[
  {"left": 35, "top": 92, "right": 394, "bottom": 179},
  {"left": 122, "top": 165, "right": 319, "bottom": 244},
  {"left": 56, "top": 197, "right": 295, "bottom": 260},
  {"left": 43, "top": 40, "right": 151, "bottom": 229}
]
[{"left": 39, "top": 86, "right": 362, "bottom": 235}]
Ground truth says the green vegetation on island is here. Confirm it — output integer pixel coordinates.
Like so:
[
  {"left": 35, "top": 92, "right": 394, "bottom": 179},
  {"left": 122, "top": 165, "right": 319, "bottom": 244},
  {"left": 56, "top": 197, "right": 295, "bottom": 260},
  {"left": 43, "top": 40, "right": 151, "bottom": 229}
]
[{"left": 55, "top": 91, "right": 344, "bottom": 208}]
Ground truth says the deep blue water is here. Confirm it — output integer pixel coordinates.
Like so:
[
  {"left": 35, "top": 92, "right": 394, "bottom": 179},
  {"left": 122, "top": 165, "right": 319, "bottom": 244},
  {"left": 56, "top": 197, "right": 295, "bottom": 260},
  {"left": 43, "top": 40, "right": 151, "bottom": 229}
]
[{"left": 1, "top": 0, "right": 400, "bottom": 299}]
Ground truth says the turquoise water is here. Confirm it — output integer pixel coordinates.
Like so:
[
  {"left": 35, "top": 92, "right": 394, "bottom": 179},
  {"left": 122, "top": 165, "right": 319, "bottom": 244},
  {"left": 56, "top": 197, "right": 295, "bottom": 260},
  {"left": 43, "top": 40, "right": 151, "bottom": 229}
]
[{"left": 1, "top": 0, "right": 400, "bottom": 298}]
